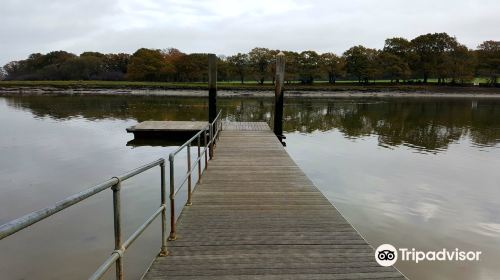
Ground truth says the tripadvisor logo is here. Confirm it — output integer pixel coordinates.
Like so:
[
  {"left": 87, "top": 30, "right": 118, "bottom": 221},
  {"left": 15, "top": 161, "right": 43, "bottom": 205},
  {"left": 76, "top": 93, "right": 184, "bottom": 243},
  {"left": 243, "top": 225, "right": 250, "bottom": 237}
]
[
  {"left": 375, "top": 244, "right": 398, "bottom": 266},
  {"left": 375, "top": 244, "right": 482, "bottom": 267}
]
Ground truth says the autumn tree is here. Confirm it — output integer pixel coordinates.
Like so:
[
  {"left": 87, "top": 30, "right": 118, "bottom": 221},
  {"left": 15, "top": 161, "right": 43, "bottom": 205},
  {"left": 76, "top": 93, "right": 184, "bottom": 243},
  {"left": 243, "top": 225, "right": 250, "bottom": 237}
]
[
  {"left": 217, "top": 56, "right": 231, "bottom": 82},
  {"left": 126, "top": 48, "right": 174, "bottom": 81},
  {"left": 283, "top": 51, "right": 300, "bottom": 83},
  {"left": 102, "top": 53, "right": 130, "bottom": 80},
  {"left": 410, "top": 33, "right": 458, "bottom": 83},
  {"left": 2, "top": 51, "right": 76, "bottom": 80},
  {"left": 1, "top": 34, "right": 497, "bottom": 85},
  {"left": 379, "top": 52, "right": 410, "bottom": 82},
  {"left": 319, "top": 53, "right": 344, "bottom": 83},
  {"left": 227, "top": 53, "right": 249, "bottom": 84},
  {"left": 297, "top": 51, "right": 320, "bottom": 84},
  {"left": 343, "top": 46, "right": 380, "bottom": 83},
  {"left": 248, "top": 47, "right": 272, "bottom": 84},
  {"left": 174, "top": 53, "right": 209, "bottom": 82},
  {"left": 163, "top": 48, "right": 186, "bottom": 81},
  {"left": 476, "top": 41, "right": 500, "bottom": 85},
  {"left": 59, "top": 54, "right": 104, "bottom": 80},
  {"left": 383, "top": 37, "right": 412, "bottom": 81},
  {"left": 446, "top": 44, "right": 476, "bottom": 84}
]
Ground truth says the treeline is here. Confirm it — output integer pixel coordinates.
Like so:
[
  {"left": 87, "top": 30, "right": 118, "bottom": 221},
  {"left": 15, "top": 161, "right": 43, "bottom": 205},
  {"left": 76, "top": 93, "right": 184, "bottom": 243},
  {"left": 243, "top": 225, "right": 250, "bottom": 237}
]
[{"left": 2, "top": 33, "right": 499, "bottom": 85}]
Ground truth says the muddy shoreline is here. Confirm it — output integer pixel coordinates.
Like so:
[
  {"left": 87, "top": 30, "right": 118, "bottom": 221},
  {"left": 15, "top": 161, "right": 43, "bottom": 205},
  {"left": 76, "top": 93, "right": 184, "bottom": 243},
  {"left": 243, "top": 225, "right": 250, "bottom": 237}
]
[{"left": 1, "top": 86, "right": 500, "bottom": 98}]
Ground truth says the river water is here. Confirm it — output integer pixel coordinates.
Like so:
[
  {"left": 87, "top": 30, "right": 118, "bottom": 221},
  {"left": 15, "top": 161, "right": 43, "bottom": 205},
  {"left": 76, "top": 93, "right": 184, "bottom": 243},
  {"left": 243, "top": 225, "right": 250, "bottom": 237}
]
[{"left": 0, "top": 95, "right": 499, "bottom": 280}]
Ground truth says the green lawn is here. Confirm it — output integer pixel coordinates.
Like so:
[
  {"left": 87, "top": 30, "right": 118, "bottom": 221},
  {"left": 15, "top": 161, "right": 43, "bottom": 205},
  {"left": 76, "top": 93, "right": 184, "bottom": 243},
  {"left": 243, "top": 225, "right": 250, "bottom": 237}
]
[{"left": 0, "top": 79, "right": 490, "bottom": 90}]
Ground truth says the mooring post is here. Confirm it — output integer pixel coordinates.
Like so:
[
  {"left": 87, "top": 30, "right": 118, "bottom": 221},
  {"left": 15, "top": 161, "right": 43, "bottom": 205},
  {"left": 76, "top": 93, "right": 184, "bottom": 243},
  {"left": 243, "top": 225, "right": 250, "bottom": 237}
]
[
  {"left": 274, "top": 52, "right": 286, "bottom": 143},
  {"left": 208, "top": 54, "right": 217, "bottom": 158},
  {"left": 208, "top": 54, "right": 217, "bottom": 123}
]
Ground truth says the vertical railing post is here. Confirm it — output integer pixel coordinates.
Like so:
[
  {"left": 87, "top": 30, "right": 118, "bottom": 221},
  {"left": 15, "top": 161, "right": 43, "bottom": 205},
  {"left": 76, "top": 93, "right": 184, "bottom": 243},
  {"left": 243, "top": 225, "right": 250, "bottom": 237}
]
[
  {"left": 159, "top": 162, "right": 168, "bottom": 256},
  {"left": 168, "top": 155, "right": 176, "bottom": 240},
  {"left": 111, "top": 179, "right": 123, "bottom": 280},
  {"left": 217, "top": 117, "right": 221, "bottom": 141},
  {"left": 186, "top": 144, "right": 192, "bottom": 206},
  {"left": 197, "top": 134, "right": 201, "bottom": 179},
  {"left": 209, "top": 124, "right": 214, "bottom": 159},
  {"left": 204, "top": 129, "right": 208, "bottom": 169}
]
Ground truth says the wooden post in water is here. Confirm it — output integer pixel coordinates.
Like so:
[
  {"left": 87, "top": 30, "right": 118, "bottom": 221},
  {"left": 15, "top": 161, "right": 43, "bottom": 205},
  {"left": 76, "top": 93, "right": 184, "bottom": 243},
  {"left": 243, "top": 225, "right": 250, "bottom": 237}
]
[
  {"left": 208, "top": 54, "right": 217, "bottom": 159},
  {"left": 274, "top": 52, "right": 285, "bottom": 143},
  {"left": 208, "top": 54, "right": 217, "bottom": 123}
]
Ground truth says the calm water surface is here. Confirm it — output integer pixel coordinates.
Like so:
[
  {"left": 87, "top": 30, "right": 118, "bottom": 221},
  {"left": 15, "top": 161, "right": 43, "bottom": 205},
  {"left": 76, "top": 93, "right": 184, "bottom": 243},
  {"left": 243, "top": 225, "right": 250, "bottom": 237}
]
[{"left": 0, "top": 95, "right": 499, "bottom": 280}]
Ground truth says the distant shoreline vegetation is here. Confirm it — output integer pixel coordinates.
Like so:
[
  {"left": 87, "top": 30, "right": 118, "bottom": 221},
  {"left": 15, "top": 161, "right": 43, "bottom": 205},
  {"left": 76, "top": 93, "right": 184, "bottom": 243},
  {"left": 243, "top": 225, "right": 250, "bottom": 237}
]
[{"left": 1, "top": 33, "right": 499, "bottom": 86}]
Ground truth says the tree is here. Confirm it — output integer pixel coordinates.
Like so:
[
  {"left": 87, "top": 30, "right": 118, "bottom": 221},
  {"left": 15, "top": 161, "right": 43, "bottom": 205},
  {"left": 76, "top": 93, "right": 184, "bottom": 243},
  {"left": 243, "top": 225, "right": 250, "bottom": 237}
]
[
  {"left": 379, "top": 52, "right": 410, "bottom": 82},
  {"left": 268, "top": 49, "right": 280, "bottom": 84},
  {"left": 319, "top": 53, "right": 344, "bottom": 83},
  {"left": 383, "top": 37, "right": 413, "bottom": 81},
  {"left": 217, "top": 55, "right": 230, "bottom": 82},
  {"left": 343, "top": 46, "right": 380, "bottom": 83},
  {"left": 410, "top": 33, "right": 458, "bottom": 83},
  {"left": 227, "top": 53, "right": 249, "bottom": 84},
  {"left": 476, "top": 41, "right": 500, "bottom": 85},
  {"left": 297, "top": 51, "right": 320, "bottom": 84},
  {"left": 283, "top": 51, "right": 300, "bottom": 84},
  {"left": 59, "top": 55, "right": 104, "bottom": 80},
  {"left": 248, "top": 47, "right": 272, "bottom": 84},
  {"left": 3, "top": 61, "right": 22, "bottom": 80},
  {"left": 384, "top": 38, "right": 412, "bottom": 57},
  {"left": 446, "top": 44, "right": 476, "bottom": 84},
  {"left": 174, "top": 53, "right": 209, "bottom": 82},
  {"left": 163, "top": 48, "right": 186, "bottom": 81},
  {"left": 102, "top": 53, "right": 130, "bottom": 80},
  {"left": 2, "top": 51, "right": 76, "bottom": 80},
  {"left": 0, "top": 67, "right": 5, "bottom": 80},
  {"left": 126, "top": 48, "right": 174, "bottom": 81}
]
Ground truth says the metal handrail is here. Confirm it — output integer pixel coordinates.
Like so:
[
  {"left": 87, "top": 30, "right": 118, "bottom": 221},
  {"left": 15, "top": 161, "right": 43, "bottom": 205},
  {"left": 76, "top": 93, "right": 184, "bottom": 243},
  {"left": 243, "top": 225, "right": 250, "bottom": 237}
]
[
  {"left": 0, "top": 158, "right": 164, "bottom": 240},
  {"left": 0, "top": 110, "right": 224, "bottom": 280},
  {"left": 167, "top": 110, "right": 222, "bottom": 240}
]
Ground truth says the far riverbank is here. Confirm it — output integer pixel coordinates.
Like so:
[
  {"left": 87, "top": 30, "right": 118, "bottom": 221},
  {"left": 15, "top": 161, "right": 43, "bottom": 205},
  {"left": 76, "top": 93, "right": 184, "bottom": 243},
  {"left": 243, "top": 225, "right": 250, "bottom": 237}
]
[{"left": 1, "top": 81, "right": 500, "bottom": 98}]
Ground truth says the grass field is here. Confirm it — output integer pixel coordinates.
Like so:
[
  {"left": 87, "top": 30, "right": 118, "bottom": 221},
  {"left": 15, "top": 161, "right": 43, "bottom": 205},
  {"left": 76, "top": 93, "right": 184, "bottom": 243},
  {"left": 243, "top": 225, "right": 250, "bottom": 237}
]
[{"left": 0, "top": 78, "right": 491, "bottom": 90}]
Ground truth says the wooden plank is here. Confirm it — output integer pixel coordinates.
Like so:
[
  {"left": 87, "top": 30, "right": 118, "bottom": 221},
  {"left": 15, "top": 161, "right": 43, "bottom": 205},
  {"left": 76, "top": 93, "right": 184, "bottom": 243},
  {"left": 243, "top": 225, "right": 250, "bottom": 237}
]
[
  {"left": 142, "top": 122, "right": 405, "bottom": 279},
  {"left": 127, "top": 121, "right": 207, "bottom": 132}
]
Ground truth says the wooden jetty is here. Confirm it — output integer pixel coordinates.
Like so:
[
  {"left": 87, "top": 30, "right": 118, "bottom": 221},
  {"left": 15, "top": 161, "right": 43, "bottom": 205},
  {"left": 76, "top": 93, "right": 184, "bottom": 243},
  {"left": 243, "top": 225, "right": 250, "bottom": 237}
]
[
  {"left": 0, "top": 53, "right": 405, "bottom": 280},
  {"left": 127, "top": 121, "right": 208, "bottom": 138},
  {"left": 142, "top": 122, "right": 405, "bottom": 280}
]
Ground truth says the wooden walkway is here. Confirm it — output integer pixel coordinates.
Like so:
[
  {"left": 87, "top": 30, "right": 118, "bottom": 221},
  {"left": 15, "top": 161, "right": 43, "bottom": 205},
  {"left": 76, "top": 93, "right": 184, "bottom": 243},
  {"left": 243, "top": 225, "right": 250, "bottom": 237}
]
[{"left": 143, "top": 122, "right": 405, "bottom": 280}]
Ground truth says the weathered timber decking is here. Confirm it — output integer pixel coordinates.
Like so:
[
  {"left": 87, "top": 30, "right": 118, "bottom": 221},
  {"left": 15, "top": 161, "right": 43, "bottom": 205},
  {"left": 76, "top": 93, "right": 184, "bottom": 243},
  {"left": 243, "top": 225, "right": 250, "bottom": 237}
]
[
  {"left": 127, "top": 121, "right": 208, "bottom": 139},
  {"left": 143, "top": 122, "right": 405, "bottom": 280},
  {"left": 127, "top": 121, "right": 208, "bottom": 132}
]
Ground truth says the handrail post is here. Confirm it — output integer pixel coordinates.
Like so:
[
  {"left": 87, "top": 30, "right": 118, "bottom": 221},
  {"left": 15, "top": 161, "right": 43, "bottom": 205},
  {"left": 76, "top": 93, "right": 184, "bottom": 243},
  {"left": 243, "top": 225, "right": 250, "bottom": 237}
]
[
  {"left": 111, "top": 179, "right": 123, "bottom": 280},
  {"left": 209, "top": 124, "right": 214, "bottom": 159},
  {"left": 204, "top": 129, "right": 208, "bottom": 170},
  {"left": 159, "top": 162, "right": 168, "bottom": 256},
  {"left": 168, "top": 156, "right": 176, "bottom": 241},
  {"left": 197, "top": 134, "right": 201, "bottom": 180},
  {"left": 186, "top": 144, "right": 192, "bottom": 206},
  {"left": 217, "top": 118, "right": 221, "bottom": 141}
]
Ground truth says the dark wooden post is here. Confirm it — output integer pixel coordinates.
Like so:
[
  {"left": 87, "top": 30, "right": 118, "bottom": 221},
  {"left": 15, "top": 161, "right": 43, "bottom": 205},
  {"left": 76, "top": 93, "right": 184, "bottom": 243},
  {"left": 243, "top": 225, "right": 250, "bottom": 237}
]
[
  {"left": 208, "top": 54, "right": 217, "bottom": 123},
  {"left": 208, "top": 54, "right": 217, "bottom": 159},
  {"left": 274, "top": 52, "right": 285, "bottom": 142}
]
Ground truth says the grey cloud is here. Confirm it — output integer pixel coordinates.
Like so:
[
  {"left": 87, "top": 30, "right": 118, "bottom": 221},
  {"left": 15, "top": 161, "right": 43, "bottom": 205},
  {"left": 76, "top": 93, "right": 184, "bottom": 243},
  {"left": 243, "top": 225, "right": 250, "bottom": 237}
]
[{"left": 1, "top": 0, "right": 499, "bottom": 66}]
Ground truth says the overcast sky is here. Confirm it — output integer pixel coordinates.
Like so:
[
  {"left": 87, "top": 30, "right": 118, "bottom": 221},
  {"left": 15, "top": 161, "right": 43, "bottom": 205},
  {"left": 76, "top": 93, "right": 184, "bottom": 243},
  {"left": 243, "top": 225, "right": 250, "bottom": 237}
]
[{"left": 1, "top": 0, "right": 499, "bottom": 66}]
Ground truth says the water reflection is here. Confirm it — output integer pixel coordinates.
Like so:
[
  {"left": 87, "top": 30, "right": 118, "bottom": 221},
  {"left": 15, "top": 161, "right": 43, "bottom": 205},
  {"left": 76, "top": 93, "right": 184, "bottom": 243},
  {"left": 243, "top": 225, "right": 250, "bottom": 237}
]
[
  {"left": 1, "top": 94, "right": 500, "bottom": 280},
  {"left": 5, "top": 95, "right": 500, "bottom": 152}
]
